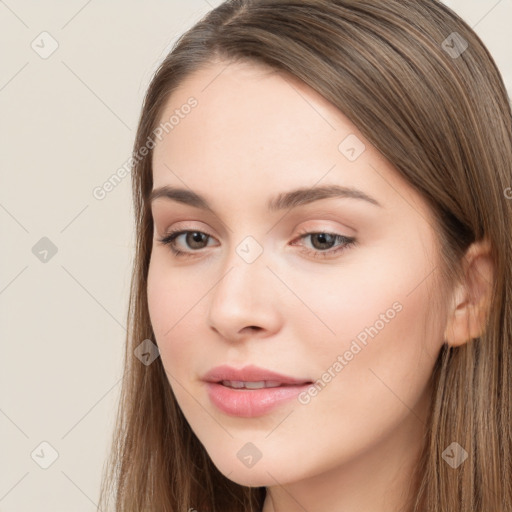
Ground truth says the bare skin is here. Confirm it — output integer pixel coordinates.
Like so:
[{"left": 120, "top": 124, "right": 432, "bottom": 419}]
[{"left": 147, "top": 59, "right": 493, "bottom": 512}]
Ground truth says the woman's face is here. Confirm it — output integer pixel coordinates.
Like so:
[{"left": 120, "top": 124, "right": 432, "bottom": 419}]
[{"left": 147, "top": 59, "right": 447, "bottom": 493}]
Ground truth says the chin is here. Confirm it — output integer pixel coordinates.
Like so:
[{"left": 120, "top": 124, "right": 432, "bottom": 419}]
[
  {"left": 210, "top": 456, "right": 278, "bottom": 487},
  {"left": 223, "top": 469, "right": 274, "bottom": 487}
]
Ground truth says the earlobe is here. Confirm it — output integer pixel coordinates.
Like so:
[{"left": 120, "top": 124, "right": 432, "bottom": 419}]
[{"left": 443, "top": 239, "right": 494, "bottom": 347}]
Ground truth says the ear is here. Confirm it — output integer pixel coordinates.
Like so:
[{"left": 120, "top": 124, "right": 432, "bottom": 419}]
[{"left": 443, "top": 239, "right": 494, "bottom": 347}]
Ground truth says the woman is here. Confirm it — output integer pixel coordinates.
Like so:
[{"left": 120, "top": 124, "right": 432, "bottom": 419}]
[{"left": 99, "top": 1, "right": 512, "bottom": 510}]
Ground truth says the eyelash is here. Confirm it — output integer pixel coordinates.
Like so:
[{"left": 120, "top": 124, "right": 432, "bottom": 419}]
[{"left": 157, "top": 227, "right": 356, "bottom": 260}]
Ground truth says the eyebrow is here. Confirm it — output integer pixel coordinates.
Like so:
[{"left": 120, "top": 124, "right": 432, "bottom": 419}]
[{"left": 149, "top": 184, "right": 382, "bottom": 212}]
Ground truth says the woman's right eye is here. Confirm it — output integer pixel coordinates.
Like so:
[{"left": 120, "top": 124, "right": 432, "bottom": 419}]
[{"left": 157, "top": 230, "right": 215, "bottom": 258}]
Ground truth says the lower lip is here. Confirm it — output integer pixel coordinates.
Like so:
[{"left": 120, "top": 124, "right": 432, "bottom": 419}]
[{"left": 205, "top": 382, "right": 311, "bottom": 417}]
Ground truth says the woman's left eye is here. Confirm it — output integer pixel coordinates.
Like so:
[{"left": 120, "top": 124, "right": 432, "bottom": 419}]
[
  {"left": 291, "top": 231, "right": 357, "bottom": 259},
  {"left": 157, "top": 229, "right": 356, "bottom": 259}
]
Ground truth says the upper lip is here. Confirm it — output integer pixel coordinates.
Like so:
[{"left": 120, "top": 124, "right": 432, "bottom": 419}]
[{"left": 202, "top": 364, "right": 312, "bottom": 385}]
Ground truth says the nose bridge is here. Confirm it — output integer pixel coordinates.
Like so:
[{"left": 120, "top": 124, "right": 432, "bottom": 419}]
[{"left": 214, "top": 233, "right": 268, "bottom": 303}]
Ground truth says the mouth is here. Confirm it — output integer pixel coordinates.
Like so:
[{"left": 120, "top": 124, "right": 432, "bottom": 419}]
[
  {"left": 202, "top": 364, "right": 313, "bottom": 387},
  {"left": 205, "top": 381, "right": 314, "bottom": 417},
  {"left": 202, "top": 364, "right": 314, "bottom": 417},
  {"left": 218, "top": 380, "right": 313, "bottom": 389}
]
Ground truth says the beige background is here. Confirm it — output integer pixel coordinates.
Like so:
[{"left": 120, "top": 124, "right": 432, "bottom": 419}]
[{"left": 1, "top": 1, "right": 510, "bottom": 510}]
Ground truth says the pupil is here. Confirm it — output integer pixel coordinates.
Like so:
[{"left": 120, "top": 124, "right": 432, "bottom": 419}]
[
  {"left": 313, "top": 233, "right": 334, "bottom": 250},
  {"left": 188, "top": 232, "right": 207, "bottom": 248}
]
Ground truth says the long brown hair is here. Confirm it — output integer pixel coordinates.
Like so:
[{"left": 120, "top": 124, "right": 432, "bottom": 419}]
[{"left": 98, "top": 1, "right": 512, "bottom": 510}]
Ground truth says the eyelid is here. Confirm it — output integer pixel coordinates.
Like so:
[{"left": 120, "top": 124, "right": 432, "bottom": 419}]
[
  {"left": 294, "top": 223, "right": 354, "bottom": 236},
  {"left": 159, "top": 221, "right": 352, "bottom": 242},
  {"left": 157, "top": 220, "right": 213, "bottom": 235}
]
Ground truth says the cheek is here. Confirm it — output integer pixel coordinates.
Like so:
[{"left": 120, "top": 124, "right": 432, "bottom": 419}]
[
  {"left": 278, "top": 266, "right": 442, "bottom": 474},
  {"left": 147, "top": 254, "right": 205, "bottom": 373},
  {"left": 285, "top": 243, "right": 444, "bottom": 399}
]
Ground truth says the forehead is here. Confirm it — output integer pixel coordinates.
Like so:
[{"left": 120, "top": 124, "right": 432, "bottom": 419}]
[
  {"left": 154, "top": 59, "right": 345, "bottom": 155},
  {"left": 150, "top": 59, "right": 426, "bottom": 218}
]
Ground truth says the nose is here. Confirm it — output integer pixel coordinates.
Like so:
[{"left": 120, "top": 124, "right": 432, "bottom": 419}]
[{"left": 206, "top": 242, "right": 282, "bottom": 342}]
